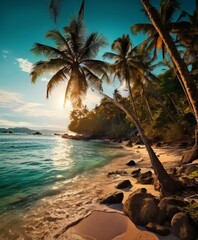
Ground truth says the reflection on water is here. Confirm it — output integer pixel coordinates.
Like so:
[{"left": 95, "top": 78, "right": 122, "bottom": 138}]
[{"left": 0, "top": 134, "right": 128, "bottom": 239}]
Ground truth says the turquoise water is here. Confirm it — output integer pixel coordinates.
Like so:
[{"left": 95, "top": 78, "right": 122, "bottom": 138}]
[{"left": 0, "top": 134, "right": 123, "bottom": 215}]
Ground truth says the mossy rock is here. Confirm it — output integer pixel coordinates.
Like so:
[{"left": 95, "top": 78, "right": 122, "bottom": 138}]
[
  {"left": 188, "top": 170, "right": 198, "bottom": 179},
  {"left": 185, "top": 202, "right": 198, "bottom": 225}
]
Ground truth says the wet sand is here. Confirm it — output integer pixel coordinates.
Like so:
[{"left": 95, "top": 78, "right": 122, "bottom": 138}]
[{"left": 0, "top": 143, "right": 184, "bottom": 239}]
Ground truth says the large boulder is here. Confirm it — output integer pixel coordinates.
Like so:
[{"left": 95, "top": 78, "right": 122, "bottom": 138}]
[
  {"left": 123, "top": 192, "right": 165, "bottom": 226},
  {"left": 100, "top": 191, "right": 124, "bottom": 204},
  {"left": 158, "top": 197, "right": 188, "bottom": 221},
  {"left": 116, "top": 180, "right": 132, "bottom": 189},
  {"left": 146, "top": 222, "right": 170, "bottom": 236},
  {"left": 171, "top": 212, "right": 197, "bottom": 240}
]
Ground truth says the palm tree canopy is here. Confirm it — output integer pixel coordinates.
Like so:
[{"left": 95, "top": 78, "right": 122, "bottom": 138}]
[
  {"left": 131, "top": 0, "right": 182, "bottom": 60},
  {"left": 31, "top": 1, "right": 108, "bottom": 109},
  {"left": 103, "top": 34, "right": 154, "bottom": 87}
]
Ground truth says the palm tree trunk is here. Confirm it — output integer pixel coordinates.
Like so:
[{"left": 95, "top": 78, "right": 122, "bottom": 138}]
[
  {"left": 141, "top": 0, "right": 198, "bottom": 163},
  {"left": 141, "top": 0, "right": 198, "bottom": 124},
  {"left": 101, "top": 93, "right": 181, "bottom": 195}
]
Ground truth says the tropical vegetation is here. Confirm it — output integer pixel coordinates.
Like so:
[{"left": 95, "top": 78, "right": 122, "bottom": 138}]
[{"left": 30, "top": 0, "right": 198, "bottom": 195}]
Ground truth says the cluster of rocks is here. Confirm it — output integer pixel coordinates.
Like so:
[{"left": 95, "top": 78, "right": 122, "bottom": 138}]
[
  {"left": 123, "top": 189, "right": 197, "bottom": 239},
  {"left": 100, "top": 188, "right": 197, "bottom": 239},
  {"left": 99, "top": 158, "right": 198, "bottom": 239}
]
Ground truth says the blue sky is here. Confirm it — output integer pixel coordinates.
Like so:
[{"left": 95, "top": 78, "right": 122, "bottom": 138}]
[{"left": 0, "top": 0, "right": 196, "bottom": 131}]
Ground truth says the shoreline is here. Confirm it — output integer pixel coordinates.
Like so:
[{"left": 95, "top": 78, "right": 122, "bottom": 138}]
[
  {"left": 0, "top": 143, "right": 185, "bottom": 239},
  {"left": 56, "top": 143, "right": 184, "bottom": 240}
]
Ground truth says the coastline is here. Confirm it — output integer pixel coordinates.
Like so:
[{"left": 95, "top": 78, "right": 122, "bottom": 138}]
[{"left": 0, "top": 142, "right": 185, "bottom": 240}]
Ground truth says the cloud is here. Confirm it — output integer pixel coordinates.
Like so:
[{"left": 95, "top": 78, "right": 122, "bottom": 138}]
[
  {"left": 16, "top": 58, "right": 33, "bottom": 73},
  {"left": 2, "top": 50, "right": 9, "bottom": 54},
  {"left": 0, "top": 90, "right": 69, "bottom": 130},
  {"left": 0, "top": 90, "right": 64, "bottom": 118},
  {"left": 41, "top": 77, "right": 49, "bottom": 82}
]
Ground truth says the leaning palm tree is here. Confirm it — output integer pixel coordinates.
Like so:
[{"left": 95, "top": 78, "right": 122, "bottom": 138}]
[
  {"left": 31, "top": 1, "right": 108, "bottom": 109},
  {"left": 140, "top": 0, "right": 198, "bottom": 164},
  {"left": 131, "top": 0, "right": 181, "bottom": 60},
  {"left": 103, "top": 35, "right": 180, "bottom": 195}
]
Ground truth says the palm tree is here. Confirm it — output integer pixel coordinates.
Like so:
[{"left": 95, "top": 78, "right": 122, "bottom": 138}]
[
  {"left": 174, "top": 0, "right": 198, "bottom": 71},
  {"left": 103, "top": 35, "right": 180, "bottom": 194},
  {"left": 31, "top": 1, "right": 108, "bottom": 109},
  {"left": 140, "top": 0, "right": 198, "bottom": 163},
  {"left": 103, "top": 34, "right": 156, "bottom": 120},
  {"left": 131, "top": 0, "right": 181, "bottom": 60}
]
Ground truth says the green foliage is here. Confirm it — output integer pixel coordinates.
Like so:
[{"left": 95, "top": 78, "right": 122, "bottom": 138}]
[
  {"left": 188, "top": 170, "right": 198, "bottom": 179},
  {"left": 68, "top": 99, "right": 134, "bottom": 139},
  {"left": 185, "top": 202, "right": 198, "bottom": 224}
]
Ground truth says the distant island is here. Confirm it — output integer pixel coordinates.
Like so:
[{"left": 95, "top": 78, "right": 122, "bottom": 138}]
[{"left": 0, "top": 127, "right": 65, "bottom": 135}]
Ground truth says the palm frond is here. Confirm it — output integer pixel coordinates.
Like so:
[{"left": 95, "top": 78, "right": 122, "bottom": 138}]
[
  {"left": 83, "top": 59, "right": 108, "bottom": 76},
  {"left": 31, "top": 43, "right": 66, "bottom": 59},
  {"left": 31, "top": 59, "right": 69, "bottom": 83},
  {"left": 65, "top": 69, "right": 88, "bottom": 109},
  {"left": 82, "top": 66, "right": 103, "bottom": 92},
  {"left": 131, "top": 23, "right": 155, "bottom": 35},
  {"left": 46, "top": 69, "right": 66, "bottom": 98},
  {"left": 102, "top": 52, "right": 120, "bottom": 60},
  {"left": 46, "top": 30, "right": 73, "bottom": 57},
  {"left": 79, "top": 33, "right": 107, "bottom": 60},
  {"left": 49, "top": 0, "right": 62, "bottom": 22}
]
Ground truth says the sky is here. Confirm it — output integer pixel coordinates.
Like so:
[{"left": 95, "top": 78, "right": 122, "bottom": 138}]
[{"left": 0, "top": 0, "right": 196, "bottom": 131}]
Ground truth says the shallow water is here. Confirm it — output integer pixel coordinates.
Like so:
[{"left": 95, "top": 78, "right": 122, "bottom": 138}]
[{"left": 0, "top": 133, "right": 127, "bottom": 239}]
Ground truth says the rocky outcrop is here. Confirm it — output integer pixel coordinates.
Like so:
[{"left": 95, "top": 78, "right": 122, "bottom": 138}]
[
  {"left": 123, "top": 191, "right": 165, "bottom": 226},
  {"left": 116, "top": 180, "right": 132, "bottom": 189},
  {"left": 100, "top": 191, "right": 124, "bottom": 204},
  {"left": 171, "top": 212, "right": 197, "bottom": 240}
]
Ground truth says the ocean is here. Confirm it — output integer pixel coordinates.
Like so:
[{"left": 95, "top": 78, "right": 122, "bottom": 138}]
[{"left": 0, "top": 133, "right": 127, "bottom": 239}]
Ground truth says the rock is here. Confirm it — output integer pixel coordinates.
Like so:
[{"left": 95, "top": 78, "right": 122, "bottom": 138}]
[
  {"left": 123, "top": 192, "right": 165, "bottom": 226},
  {"left": 146, "top": 222, "right": 170, "bottom": 236},
  {"left": 126, "top": 160, "right": 136, "bottom": 166},
  {"left": 158, "top": 197, "right": 188, "bottom": 221},
  {"left": 100, "top": 191, "right": 124, "bottom": 204},
  {"left": 32, "top": 131, "right": 42, "bottom": 135},
  {"left": 117, "top": 139, "right": 122, "bottom": 143},
  {"left": 137, "top": 171, "right": 153, "bottom": 185},
  {"left": 131, "top": 168, "right": 141, "bottom": 178},
  {"left": 107, "top": 170, "right": 128, "bottom": 177},
  {"left": 116, "top": 180, "right": 132, "bottom": 189},
  {"left": 185, "top": 165, "right": 198, "bottom": 175},
  {"left": 171, "top": 212, "right": 197, "bottom": 240},
  {"left": 182, "top": 146, "right": 198, "bottom": 164},
  {"left": 155, "top": 142, "right": 162, "bottom": 147},
  {"left": 126, "top": 139, "right": 133, "bottom": 147},
  {"left": 158, "top": 197, "right": 188, "bottom": 209}
]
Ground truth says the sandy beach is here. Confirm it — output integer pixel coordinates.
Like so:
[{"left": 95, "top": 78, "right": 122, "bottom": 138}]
[
  {"left": 0, "top": 142, "right": 188, "bottom": 240},
  {"left": 55, "top": 143, "right": 184, "bottom": 240}
]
